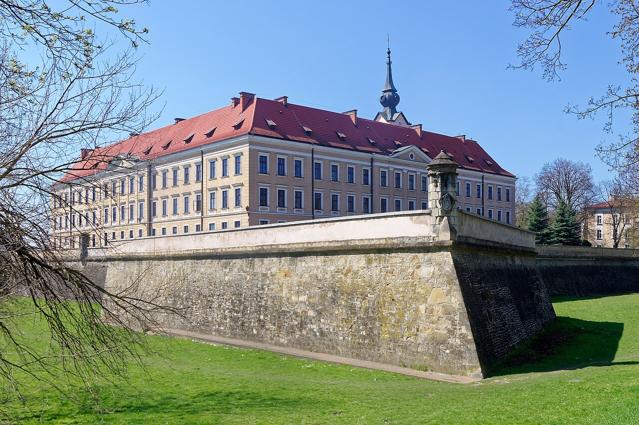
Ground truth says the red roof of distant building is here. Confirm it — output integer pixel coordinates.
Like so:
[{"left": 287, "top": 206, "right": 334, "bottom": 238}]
[{"left": 60, "top": 94, "right": 514, "bottom": 182}]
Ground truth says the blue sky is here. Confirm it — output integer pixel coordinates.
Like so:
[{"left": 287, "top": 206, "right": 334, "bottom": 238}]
[{"left": 123, "top": 1, "right": 627, "bottom": 183}]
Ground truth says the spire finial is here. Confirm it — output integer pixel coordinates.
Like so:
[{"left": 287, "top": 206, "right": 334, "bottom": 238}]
[{"left": 379, "top": 38, "right": 400, "bottom": 119}]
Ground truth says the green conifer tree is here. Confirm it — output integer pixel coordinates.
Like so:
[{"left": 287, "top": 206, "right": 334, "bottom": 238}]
[
  {"left": 550, "top": 200, "right": 582, "bottom": 245},
  {"left": 526, "top": 195, "right": 551, "bottom": 245}
]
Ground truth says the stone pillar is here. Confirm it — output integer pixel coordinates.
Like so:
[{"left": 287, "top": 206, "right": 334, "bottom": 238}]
[{"left": 427, "top": 151, "right": 459, "bottom": 231}]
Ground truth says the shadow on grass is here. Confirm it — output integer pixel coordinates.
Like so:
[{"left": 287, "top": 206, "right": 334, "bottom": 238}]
[{"left": 492, "top": 316, "right": 638, "bottom": 376}]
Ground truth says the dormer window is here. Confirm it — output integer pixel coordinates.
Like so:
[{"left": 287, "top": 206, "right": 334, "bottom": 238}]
[
  {"left": 143, "top": 146, "right": 152, "bottom": 156},
  {"left": 232, "top": 117, "right": 245, "bottom": 129},
  {"left": 183, "top": 133, "right": 194, "bottom": 144},
  {"left": 204, "top": 127, "right": 216, "bottom": 137},
  {"left": 466, "top": 155, "right": 474, "bottom": 163},
  {"left": 366, "top": 137, "right": 376, "bottom": 145},
  {"left": 336, "top": 131, "right": 347, "bottom": 141},
  {"left": 162, "top": 140, "right": 172, "bottom": 150},
  {"left": 302, "top": 126, "right": 312, "bottom": 135},
  {"left": 393, "top": 140, "right": 402, "bottom": 147},
  {"left": 265, "top": 119, "right": 277, "bottom": 129},
  {"left": 484, "top": 159, "right": 494, "bottom": 166}
]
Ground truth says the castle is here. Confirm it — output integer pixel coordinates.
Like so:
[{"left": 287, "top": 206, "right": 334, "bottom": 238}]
[{"left": 51, "top": 48, "right": 515, "bottom": 249}]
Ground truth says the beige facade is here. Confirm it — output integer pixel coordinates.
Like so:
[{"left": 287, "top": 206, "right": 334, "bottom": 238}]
[
  {"left": 583, "top": 204, "right": 638, "bottom": 249},
  {"left": 51, "top": 134, "right": 516, "bottom": 249}
]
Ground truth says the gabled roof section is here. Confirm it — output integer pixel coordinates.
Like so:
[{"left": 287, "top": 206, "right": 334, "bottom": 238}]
[
  {"left": 389, "top": 144, "right": 431, "bottom": 162},
  {"left": 60, "top": 93, "right": 513, "bottom": 183}
]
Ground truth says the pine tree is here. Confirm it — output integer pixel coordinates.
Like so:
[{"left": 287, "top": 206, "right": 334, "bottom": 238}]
[
  {"left": 550, "top": 200, "right": 582, "bottom": 245},
  {"left": 526, "top": 195, "right": 551, "bottom": 245}
]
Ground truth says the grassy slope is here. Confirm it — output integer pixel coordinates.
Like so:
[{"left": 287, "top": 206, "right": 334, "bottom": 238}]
[{"left": 5, "top": 294, "right": 639, "bottom": 424}]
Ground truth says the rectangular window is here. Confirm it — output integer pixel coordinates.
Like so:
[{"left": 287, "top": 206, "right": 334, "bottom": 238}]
[
  {"left": 172, "top": 169, "right": 178, "bottom": 187},
  {"left": 421, "top": 175, "right": 428, "bottom": 192},
  {"left": 104, "top": 208, "right": 109, "bottom": 224},
  {"left": 208, "top": 223, "right": 215, "bottom": 231},
  {"left": 259, "top": 220, "right": 269, "bottom": 225},
  {"left": 456, "top": 181, "right": 460, "bottom": 196},
  {"left": 380, "top": 198, "right": 388, "bottom": 213},
  {"left": 184, "top": 196, "right": 190, "bottom": 214},
  {"left": 129, "top": 177, "right": 135, "bottom": 194},
  {"left": 162, "top": 199, "right": 167, "bottom": 217},
  {"left": 294, "top": 190, "right": 303, "bottom": 209},
  {"left": 183, "top": 225, "right": 189, "bottom": 234},
  {"left": 221, "top": 222, "right": 228, "bottom": 230},
  {"left": 129, "top": 230, "right": 134, "bottom": 239},
  {"left": 221, "top": 190, "right": 228, "bottom": 209},
  {"left": 259, "top": 154, "right": 268, "bottom": 174},
  {"left": 421, "top": 201, "right": 428, "bottom": 209},
  {"left": 497, "top": 187, "right": 502, "bottom": 201},
  {"left": 476, "top": 184, "right": 481, "bottom": 199},
  {"left": 395, "top": 199, "right": 401, "bottom": 211},
  {"left": 506, "top": 211, "right": 511, "bottom": 224},
  {"left": 408, "top": 200, "right": 415, "bottom": 210},
  {"left": 172, "top": 197, "right": 178, "bottom": 215},
  {"left": 112, "top": 207, "right": 117, "bottom": 222},
  {"left": 476, "top": 208, "right": 482, "bottom": 216},
  {"left": 138, "top": 202, "right": 144, "bottom": 220},
  {"left": 362, "top": 196, "right": 371, "bottom": 214},
  {"left": 184, "top": 166, "right": 190, "bottom": 184},
  {"left": 497, "top": 210, "right": 502, "bottom": 221},
  {"left": 347, "top": 195, "right": 355, "bottom": 213},
  {"left": 408, "top": 174, "right": 415, "bottom": 191},
  {"left": 259, "top": 187, "right": 268, "bottom": 207},
  {"left": 234, "top": 188, "right": 241, "bottom": 208},
  {"left": 196, "top": 194, "right": 202, "bottom": 212},
  {"left": 277, "top": 157, "right": 286, "bottom": 176},
  {"left": 466, "top": 182, "right": 471, "bottom": 197},
  {"left": 380, "top": 170, "right": 388, "bottom": 187},
  {"left": 277, "top": 189, "right": 287, "bottom": 208},
  {"left": 394, "top": 172, "right": 402, "bottom": 189},
  {"left": 120, "top": 179, "right": 125, "bottom": 194},
  {"left": 313, "top": 162, "right": 322, "bottom": 180},
  {"left": 162, "top": 170, "right": 168, "bottom": 188},
  {"left": 172, "top": 226, "right": 177, "bottom": 235},
  {"left": 195, "top": 163, "right": 202, "bottom": 182},
  {"left": 597, "top": 229, "right": 603, "bottom": 240},
  {"left": 162, "top": 227, "right": 167, "bottom": 236},
  {"left": 347, "top": 166, "right": 355, "bottom": 183},
  {"left": 139, "top": 175, "right": 144, "bottom": 192},
  {"left": 152, "top": 173, "right": 157, "bottom": 190},
  {"left": 92, "top": 187, "right": 96, "bottom": 202},
  {"left": 196, "top": 224, "right": 201, "bottom": 232},
  {"left": 331, "top": 163, "right": 339, "bottom": 182},
  {"left": 294, "top": 159, "right": 303, "bottom": 177},
  {"left": 209, "top": 192, "right": 216, "bottom": 210},
  {"left": 488, "top": 209, "right": 493, "bottom": 219},
  {"left": 234, "top": 221, "right": 241, "bottom": 228},
  {"left": 209, "top": 160, "right": 216, "bottom": 179},
  {"left": 152, "top": 201, "right": 157, "bottom": 218},
  {"left": 506, "top": 188, "right": 511, "bottom": 202},
  {"left": 363, "top": 168, "right": 370, "bottom": 186},
  {"left": 222, "top": 158, "right": 228, "bottom": 177},
  {"left": 120, "top": 205, "right": 125, "bottom": 221},
  {"left": 331, "top": 193, "right": 339, "bottom": 212},
  {"left": 234, "top": 155, "right": 241, "bottom": 175},
  {"left": 597, "top": 215, "right": 603, "bottom": 225},
  {"left": 488, "top": 185, "right": 493, "bottom": 200},
  {"left": 129, "top": 204, "right": 134, "bottom": 222},
  {"left": 313, "top": 192, "right": 322, "bottom": 210}
]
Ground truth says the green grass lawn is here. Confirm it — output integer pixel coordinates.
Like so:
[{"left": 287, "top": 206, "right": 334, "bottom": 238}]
[{"left": 4, "top": 294, "right": 639, "bottom": 424}]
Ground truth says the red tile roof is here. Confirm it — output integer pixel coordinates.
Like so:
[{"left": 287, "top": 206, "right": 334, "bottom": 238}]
[{"left": 61, "top": 94, "right": 514, "bottom": 182}]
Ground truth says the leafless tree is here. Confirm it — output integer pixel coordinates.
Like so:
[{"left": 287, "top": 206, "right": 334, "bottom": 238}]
[
  {"left": 0, "top": 0, "right": 171, "bottom": 403},
  {"left": 510, "top": 0, "right": 639, "bottom": 170},
  {"left": 535, "top": 158, "right": 595, "bottom": 214},
  {"left": 515, "top": 176, "right": 533, "bottom": 227}
]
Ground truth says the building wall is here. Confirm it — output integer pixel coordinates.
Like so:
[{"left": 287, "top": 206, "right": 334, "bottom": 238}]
[
  {"left": 51, "top": 135, "right": 516, "bottom": 248},
  {"left": 82, "top": 211, "right": 551, "bottom": 378},
  {"left": 583, "top": 208, "right": 638, "bottom": 248}
]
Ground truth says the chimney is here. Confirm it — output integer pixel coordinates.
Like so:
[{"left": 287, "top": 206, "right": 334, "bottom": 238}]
[
  {"left": 80, "top": 148, "right": 93, "bottom": 160},
  {"left": 239, "top": 91, "right": 255, "bottom": 112},
  {"left": 410, "top": 123, "right": 422, "bottom": 138},
  {"left": 343, "top": 109, "right": 357, "bottom": 125},
  {"left": 455, "top": 135, "right": 466, "bottom": 142},
  {"left": 274, "top": 96, "right": 288, "bottom": 106},
  {"left": 230, "top": 97, "right": 240, "bottom": 107}
]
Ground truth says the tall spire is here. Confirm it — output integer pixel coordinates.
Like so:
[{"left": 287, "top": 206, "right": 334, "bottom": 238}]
[{"left": 379, "top": 40, "right": 400, "bottom": 120}]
